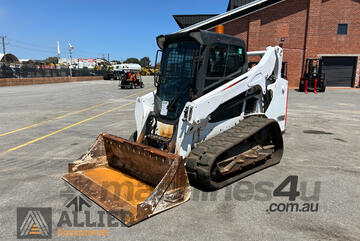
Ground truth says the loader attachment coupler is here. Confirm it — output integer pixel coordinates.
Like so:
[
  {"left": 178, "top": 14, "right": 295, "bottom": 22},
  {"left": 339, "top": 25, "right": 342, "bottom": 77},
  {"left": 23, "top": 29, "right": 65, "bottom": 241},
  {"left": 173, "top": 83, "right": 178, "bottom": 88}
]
[{"left": 63, "top": 133, "right": 190, "bottom": 226}]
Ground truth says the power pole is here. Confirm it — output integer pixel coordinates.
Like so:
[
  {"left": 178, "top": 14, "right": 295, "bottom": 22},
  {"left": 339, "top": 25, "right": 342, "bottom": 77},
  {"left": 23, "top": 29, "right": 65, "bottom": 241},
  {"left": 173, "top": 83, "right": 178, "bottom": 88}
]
[
  {"left": 69, "top": 49, "right": 73, "bottom": 77},
  {"left": 68, "top": 43, "right": 74, "bottom": 77},
  {"left": 107, "top": 53, "right": 109, "bottom": 62},
  {"left": 1, "top": 36, "right": 6, "bottom": 63}
]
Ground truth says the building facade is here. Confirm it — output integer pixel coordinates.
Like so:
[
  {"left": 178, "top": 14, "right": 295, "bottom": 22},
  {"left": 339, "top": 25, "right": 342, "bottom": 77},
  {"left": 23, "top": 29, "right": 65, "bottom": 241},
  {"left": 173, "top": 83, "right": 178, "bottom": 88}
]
[{"left": 174, "top": 0, "right": 360, "bottom": 87}]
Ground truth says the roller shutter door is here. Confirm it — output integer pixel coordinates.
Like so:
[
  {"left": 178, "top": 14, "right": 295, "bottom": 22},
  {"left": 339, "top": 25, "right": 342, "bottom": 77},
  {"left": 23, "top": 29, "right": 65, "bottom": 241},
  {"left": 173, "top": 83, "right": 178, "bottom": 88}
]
[{"left": 322, "top": 57, "right": 356, "bottom": 87}]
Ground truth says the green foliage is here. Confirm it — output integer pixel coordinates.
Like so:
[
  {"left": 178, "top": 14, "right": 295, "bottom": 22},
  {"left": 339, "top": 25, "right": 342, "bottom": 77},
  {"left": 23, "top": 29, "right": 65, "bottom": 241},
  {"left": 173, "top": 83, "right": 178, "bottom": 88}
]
[
  {"left": 123, "top": 57, "right": 140, "bottom": 64},
  {"left": 44, "top": 56, "right": 59, "bottom": 64},
  {"left": 111, "top": 60, "right": 122, "bottom": 64},
  {"left": 140, "top": 57, "right": 151, "bottom": 67}
]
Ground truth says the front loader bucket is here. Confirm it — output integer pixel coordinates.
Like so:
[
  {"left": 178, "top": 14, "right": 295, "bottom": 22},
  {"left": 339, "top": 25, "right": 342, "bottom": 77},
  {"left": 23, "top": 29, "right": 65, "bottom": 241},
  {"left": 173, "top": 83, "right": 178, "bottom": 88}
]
[{"left": 63, "top": 133, "right": 190, "bottom": 226}]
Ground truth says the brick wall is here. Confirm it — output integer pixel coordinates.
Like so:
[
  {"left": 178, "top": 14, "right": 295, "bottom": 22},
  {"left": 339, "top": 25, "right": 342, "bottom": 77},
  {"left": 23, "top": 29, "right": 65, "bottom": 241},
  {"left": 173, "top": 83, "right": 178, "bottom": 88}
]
[
  {"left": 221, "top": 0, "right": 308, "bottom": 87},
  {"left": 306, "top": 0, "right": 360, "bottom": 87},
  {"left": 222, "top": 16, "right": 249, "bottom": 43},
  {"left": 210, "top": 0, "right": 360, "bottom": 87},
  {"left": 305, "top": 0, "right": 360, "bottom": 58},
  {"left": 0, "top": 76, "right": 102, "bottom": 87}
]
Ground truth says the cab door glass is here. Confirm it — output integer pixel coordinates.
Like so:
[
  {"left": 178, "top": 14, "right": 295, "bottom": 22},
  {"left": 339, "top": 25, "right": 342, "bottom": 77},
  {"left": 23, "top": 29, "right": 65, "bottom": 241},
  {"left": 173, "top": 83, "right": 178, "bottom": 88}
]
[
  {"left": 205, "top": 44, "right": 244, "bottom": 91},
  {"left": 207, "top": 44, "right": 227, "bottom": 77},
  {"left": 225, "top": 45, "right": 244, "bottom": 76}
]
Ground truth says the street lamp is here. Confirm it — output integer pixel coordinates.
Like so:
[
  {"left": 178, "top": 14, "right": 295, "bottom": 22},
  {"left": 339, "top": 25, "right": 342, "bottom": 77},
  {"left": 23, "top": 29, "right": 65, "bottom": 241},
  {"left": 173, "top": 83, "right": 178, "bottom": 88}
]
[{"left": 68, "top": 43, "right": 74, "bottom": 77}]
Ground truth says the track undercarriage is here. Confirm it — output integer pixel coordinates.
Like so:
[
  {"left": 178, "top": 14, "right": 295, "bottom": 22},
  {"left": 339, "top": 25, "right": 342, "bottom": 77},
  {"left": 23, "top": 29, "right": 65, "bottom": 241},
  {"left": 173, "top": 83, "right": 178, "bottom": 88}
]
[{"left": 186, "top": 116, "right": 283, "bottom": 189}]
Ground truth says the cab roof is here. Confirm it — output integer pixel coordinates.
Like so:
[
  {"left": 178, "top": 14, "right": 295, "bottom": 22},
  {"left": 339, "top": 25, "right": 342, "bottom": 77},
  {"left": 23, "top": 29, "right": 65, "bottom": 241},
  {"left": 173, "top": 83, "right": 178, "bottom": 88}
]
[{"left": 156, "top": 30, "right": 246, "bottom": 50}]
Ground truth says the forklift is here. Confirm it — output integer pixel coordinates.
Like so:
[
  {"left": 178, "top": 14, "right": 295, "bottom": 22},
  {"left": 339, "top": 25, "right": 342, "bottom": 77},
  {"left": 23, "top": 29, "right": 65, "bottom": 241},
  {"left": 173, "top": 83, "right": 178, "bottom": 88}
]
[
  {"left": 299, "top": 58, "right": 326, "bottom": 94},
  {"left": 119, "top": 70, "right": 144, "bottom": 89}
]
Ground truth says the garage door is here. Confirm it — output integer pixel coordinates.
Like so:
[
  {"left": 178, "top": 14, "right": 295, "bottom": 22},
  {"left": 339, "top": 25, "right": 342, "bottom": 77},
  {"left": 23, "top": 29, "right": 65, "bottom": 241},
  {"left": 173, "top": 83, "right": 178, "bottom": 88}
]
[{"left": 322, "top": 57, "right": 357, "bottom": 87}]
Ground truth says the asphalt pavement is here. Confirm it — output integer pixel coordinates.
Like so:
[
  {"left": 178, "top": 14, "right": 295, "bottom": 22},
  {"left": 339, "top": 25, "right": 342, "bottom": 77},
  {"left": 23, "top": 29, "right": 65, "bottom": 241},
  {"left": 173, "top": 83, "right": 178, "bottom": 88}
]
[{"left": 0, "top": 77, "right": 359, "bottom": 241}]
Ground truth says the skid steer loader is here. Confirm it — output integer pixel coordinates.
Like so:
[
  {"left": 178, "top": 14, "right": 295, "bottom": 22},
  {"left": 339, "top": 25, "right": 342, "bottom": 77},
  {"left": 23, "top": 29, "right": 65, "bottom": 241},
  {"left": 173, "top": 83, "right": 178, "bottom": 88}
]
[{"left": 63, "top": 30, "right": 288, "bottom": 226}]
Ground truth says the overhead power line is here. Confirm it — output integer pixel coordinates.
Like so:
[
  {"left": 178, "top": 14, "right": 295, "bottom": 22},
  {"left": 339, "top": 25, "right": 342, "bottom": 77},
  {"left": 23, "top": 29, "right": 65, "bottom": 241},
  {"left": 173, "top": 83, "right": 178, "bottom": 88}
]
[
  {"left": 7, "top": 37, "right": 55, "bottom": 51},
  {"left": 8, "top": 43, "right": 55, "bottom": 54},
  {"left": 5, "top": 36, "right": 111, "bottom": 58}
]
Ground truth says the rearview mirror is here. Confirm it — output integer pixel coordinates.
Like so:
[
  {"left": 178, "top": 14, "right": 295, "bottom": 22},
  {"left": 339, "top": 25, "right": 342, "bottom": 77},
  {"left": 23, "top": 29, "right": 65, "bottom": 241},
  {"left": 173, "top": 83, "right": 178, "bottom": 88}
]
[
  {"left": 154, "top": 74, "right": 159, "bottom": 87},
  {"left": 154, "top": 49, "right": 162, "bottom": 87}
]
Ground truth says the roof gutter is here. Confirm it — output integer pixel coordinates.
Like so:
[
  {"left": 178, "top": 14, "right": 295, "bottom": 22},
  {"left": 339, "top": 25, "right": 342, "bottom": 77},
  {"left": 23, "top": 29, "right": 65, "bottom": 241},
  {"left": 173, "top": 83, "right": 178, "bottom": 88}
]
[{"left": 177, "top": 0, "right": 285, "bottom": 33}]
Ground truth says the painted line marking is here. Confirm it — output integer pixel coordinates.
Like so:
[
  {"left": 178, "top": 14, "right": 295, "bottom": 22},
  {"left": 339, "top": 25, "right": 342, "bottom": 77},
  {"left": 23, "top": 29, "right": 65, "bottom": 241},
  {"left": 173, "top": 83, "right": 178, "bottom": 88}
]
[
  {"left": 0, "top": 88, "right": 153, "bottom": 137},
  {"left": 1, "top": 101, "right": 135, "bottom": 154}
]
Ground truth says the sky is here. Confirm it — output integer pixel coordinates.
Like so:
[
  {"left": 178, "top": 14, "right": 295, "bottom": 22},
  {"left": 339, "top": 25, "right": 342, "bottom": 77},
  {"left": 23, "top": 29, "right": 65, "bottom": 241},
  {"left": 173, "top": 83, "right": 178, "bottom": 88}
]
[{"left": 0, "top": 0, "right": 228, "bottom": 63}]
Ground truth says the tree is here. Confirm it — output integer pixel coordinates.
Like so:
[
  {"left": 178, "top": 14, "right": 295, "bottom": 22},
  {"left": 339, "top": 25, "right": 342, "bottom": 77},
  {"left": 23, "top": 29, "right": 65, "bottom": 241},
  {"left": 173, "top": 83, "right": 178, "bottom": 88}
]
[
  {"left": 44, "top": 56, "right": 59, "bottom": 64},
  {"left": 123, "top": 57, "right": 140, "bottom": 64},
  {"left": 140, "top": 57, "right": 151, "bottom": 67},
  {"left": 111, "top": 60, "right": 122, "bottom": 64}
]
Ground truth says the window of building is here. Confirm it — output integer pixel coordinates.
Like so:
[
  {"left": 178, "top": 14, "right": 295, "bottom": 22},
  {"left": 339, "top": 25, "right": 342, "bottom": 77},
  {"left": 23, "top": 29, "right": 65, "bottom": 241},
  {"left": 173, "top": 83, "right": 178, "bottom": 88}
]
[{"left": 337, "top": 24, "right": 348, "bottom": 35}]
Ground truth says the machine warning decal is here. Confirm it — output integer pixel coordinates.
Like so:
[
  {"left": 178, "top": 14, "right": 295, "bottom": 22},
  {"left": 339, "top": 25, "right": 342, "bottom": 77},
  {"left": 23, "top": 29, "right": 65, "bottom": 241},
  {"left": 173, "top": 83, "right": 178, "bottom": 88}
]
[{"left": 161, "top": 101, "right": 169, "bottom": 115}]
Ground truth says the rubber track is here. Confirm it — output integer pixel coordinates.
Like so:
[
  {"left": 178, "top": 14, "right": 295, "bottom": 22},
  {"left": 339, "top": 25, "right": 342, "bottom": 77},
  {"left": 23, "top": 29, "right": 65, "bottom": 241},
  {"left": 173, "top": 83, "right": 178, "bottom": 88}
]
[{"left": 185, "top": 116, "right": 279, "bottom": 190}]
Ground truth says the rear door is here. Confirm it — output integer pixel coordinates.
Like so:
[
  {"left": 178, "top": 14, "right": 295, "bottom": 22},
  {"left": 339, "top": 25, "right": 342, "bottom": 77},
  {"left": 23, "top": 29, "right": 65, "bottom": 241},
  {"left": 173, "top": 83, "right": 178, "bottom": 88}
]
[{"left": 322, "top": 57, "right": 357, "bottom": 87}]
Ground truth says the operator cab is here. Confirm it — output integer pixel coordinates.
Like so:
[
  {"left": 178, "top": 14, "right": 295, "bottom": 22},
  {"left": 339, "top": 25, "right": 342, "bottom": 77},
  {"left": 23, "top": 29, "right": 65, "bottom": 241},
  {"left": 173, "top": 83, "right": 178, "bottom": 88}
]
[{"left": 154, "top": 30, "right": 248, "bottom": 123}]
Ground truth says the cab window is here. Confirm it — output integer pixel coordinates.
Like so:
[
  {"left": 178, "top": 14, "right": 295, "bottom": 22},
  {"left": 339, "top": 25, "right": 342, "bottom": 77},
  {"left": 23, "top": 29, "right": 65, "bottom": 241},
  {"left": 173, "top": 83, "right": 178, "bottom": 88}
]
[
  {"left": 226, "top": 45, "right": 244, "bottom": 75},
  {"left": 207, "top": 44, "right": 227, "bottom": 77},
  {"left": 205, "top": 44, "right": 245, "bottom": 92}
]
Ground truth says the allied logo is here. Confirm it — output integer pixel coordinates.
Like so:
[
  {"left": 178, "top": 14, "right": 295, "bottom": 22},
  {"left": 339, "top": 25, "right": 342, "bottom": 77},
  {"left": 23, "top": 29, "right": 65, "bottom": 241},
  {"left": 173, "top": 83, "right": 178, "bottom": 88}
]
[{"left": 17, "top": 207, "right": 52, "bottom": 239}]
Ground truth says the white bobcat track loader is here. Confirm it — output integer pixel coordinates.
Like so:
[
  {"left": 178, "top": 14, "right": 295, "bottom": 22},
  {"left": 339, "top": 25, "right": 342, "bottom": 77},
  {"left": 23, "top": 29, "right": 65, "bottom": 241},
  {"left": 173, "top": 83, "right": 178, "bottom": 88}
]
[{"left": 63, "top": 30, "right": 288, "bottom": 226}]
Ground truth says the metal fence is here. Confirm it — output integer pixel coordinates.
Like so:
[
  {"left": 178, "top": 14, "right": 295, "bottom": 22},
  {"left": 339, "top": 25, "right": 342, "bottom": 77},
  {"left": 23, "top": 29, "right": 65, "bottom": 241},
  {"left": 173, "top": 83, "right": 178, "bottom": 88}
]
[{"left": 0, "top": 66, "right": 105, "bottom": 78}]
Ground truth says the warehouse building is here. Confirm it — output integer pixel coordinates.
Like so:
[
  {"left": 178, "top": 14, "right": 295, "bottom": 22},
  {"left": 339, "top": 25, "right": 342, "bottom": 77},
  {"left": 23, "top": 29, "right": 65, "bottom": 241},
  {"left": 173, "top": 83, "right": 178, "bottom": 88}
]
[{"left": 174, "top": 0, "right": 360, "bottom": 87}]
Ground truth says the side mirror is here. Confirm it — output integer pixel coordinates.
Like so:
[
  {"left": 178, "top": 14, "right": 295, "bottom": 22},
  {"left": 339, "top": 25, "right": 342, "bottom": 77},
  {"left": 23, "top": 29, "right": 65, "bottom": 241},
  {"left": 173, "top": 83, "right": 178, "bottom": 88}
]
[
  {"left": 154, "top": 73, "right": 159, "bottom": 87},
  {"left": 154, "top": 49, "right": 162, "bottom": 87}
]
